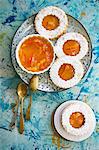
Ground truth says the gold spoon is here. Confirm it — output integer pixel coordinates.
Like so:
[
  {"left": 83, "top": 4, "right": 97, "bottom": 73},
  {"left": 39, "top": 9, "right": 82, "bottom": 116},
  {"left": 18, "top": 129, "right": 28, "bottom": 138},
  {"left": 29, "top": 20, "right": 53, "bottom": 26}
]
[
  {"left": 26, "top": 76, "right": 39, "bottom": 120},
  {"left": 17, "top": 83, "right": 27, "bottom": 134}
]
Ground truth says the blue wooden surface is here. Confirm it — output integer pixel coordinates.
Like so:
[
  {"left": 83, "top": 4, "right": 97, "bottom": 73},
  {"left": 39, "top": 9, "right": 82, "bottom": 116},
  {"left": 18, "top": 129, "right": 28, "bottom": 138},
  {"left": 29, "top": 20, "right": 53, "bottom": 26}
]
[{"left": 0, "top": 0, "right": 99, "bottom": 149}]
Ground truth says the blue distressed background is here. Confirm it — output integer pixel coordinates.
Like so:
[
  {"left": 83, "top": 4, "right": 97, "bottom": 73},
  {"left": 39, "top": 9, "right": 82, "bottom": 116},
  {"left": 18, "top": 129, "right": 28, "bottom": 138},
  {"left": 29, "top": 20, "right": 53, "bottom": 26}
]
[{"left": 0, "top": 0, "right": 99, "bottom": 149}]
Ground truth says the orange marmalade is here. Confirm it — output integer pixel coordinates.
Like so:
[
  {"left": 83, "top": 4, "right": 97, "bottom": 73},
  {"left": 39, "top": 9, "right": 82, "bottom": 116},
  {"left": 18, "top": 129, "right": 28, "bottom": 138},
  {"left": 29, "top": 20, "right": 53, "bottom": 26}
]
[
  {"left": 42, "top": 15, "right": 59, "bottom": 30},
  {"left": 63, "top": 40, "right": 80, "bottom": 56},
  {"left": 18, "top": 36, "right": 54, "bottom": 72},
  {"left": 58, "top": 63, "right": 75, "bottom": 81},
  {"left": 69, "top": 112, "right": 85, "bottom": 128}
]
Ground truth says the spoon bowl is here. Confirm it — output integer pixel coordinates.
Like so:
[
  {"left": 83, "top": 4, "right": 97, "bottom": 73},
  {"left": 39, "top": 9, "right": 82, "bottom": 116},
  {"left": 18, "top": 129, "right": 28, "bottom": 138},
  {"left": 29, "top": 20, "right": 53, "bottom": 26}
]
[
  {"left": 30, "top": 75, "right": 39, "bottom": 91},
  {"left": 17, "top": 83, "right": 27, "bottom": 98}
]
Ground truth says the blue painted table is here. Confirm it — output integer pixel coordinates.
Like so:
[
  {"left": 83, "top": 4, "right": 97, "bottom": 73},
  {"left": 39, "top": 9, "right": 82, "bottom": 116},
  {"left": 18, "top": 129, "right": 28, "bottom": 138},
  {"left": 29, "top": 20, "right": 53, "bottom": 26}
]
[{"left": 0, "top": 0, "right": 99, "bottom": 149}]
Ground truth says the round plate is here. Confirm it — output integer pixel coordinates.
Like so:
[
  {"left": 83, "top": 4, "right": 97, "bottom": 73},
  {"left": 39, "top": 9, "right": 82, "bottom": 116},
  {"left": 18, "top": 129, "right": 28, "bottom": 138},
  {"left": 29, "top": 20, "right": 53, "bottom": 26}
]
[
  {"left": 54, "top": 100, "right": 96, "bottom": 142},
  {"left": 11, "top": 13, "right": 92, "bottom": 92}
]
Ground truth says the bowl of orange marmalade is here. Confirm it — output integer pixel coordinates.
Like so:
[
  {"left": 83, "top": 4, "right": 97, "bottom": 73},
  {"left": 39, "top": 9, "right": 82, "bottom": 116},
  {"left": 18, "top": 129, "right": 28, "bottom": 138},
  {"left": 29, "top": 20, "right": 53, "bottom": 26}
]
[{"left": 16, "top": 34, "right": 55, "bottom": 74}]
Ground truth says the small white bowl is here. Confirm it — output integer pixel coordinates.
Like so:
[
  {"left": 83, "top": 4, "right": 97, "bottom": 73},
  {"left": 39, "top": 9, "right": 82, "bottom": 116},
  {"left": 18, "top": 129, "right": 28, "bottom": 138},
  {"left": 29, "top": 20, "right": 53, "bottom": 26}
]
[{"left": 16, "top": 34, "right": 55, "bottom": 74}]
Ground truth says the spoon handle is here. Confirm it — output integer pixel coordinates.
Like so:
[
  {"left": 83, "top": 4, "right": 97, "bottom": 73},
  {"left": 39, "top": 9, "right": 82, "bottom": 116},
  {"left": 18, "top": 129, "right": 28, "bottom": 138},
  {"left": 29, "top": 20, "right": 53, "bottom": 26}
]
[
  {"left": 19, "top": 97, "right": 24, "bottom": 134},
  {"left": 26, "top": 94, "right": 32, "bottom": 120},
  {"left": 9, "top": 100, "right": 19, "bottom": 130}
]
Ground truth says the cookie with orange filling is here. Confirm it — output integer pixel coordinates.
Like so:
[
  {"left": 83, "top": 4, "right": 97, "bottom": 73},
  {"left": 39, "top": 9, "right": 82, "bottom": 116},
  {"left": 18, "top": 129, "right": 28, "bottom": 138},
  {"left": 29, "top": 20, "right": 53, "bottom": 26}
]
[
  {"left": 55, "top": 32, "right": 88, "bottom": 59},
  {"left": 35, "top": 6, "right": 68, "bottom": 39},
  {"left": 62, "top": 102, "right": 96, "bottom": 136},
  {"left": 50, "top": 57, "right": 84, "bottom": 89}
]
